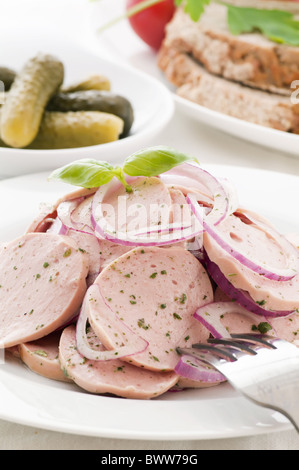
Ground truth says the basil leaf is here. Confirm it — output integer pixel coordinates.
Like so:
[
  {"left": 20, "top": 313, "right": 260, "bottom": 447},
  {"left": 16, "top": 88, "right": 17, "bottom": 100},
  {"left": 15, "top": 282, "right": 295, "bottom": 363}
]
[
  {"left": 122, "top": 146, "right": 198, "bottom": 177},
  {"left": 48, "top": 159, "right": 115, "bottom": 188},
  {"left": 227, "top": 5, "right": 299, "bottom": 46},
  {"left": 175, "top": 0, "right": 210, "bottom": 21},
  {"left": 185, "top": 0, "right": 210, "bottom": 22}
]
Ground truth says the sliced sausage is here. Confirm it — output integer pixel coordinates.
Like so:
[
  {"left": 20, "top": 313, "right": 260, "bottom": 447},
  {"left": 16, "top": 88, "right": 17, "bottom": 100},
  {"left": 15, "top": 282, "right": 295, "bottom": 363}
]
[
  {"left": 98, "top": 239, "right": 134, "bottom": 271},
  {"left": 220, "top": 310, "right": 266, "bottom": 337},
  {"left": 67, "top": 231, "right": 101, "bottom": 281},
  {"left": 59, "top": 325, "right": 179, "bottom": 399},
  {"left": 19, "top": 330, "right": 71, "bottom": 382},
  {"left": 89, "top": 245, "right": 213, "bottom": 371},
  {"left": 98, "top": 176, "right": 172, "bottom": 236},
  {"left": 26, "top": 187, "right": 97, "bottom": 234},
  {"left": 286, "top": 233, "right": 299, "bottom": 250},
  {"left": 270, "top": 312, "right": 299, "bottom": 346},
  {"left": 69, "top": 194, "right": 94, "bottom": 233},
  {"left": 0, "top": 232, "right": 88, "bottom": 347},
  {"left": 201, "top": 300, "right": 299, "bottom": 346},
  {"left": 176, "top": 377, "right": 221, "bottom": 389},
  {"left": 204, "top": 212, "right": 299, "bottom": 312}
]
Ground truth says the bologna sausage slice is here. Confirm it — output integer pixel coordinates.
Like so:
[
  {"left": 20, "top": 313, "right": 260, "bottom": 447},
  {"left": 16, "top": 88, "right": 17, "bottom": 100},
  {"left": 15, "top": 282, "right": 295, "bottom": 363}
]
[
  {"left": 204, "top": 212, "right": 299, "bottom": 312},
  {"left": 19, "top": 330, "right": 71, "bottom": 382},
  {"left": 0, "top": 232, "right": 88, "bottom": 347},
  {"left": 89, "top": 245, "right": 213, "bottom": 371},
  {"left": 26, "top": 187, "right": 97, "bottom": 234},
  {"left": 59, "top": 325, "right": 178, "bottom": 399}
]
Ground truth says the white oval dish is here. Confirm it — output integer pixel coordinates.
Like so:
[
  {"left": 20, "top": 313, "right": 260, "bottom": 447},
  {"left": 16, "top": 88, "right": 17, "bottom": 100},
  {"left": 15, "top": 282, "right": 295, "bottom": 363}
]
[
  {"left": 0, "top": 164, "right": 297, "bottom": 440},
  {"left": 0, "top": 25, "right": 174, "bottom": 179}
]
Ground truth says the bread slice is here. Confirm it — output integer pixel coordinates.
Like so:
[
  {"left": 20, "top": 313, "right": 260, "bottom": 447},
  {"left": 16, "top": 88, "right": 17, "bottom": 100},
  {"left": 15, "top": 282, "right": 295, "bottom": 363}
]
[
  {"left": 158, "top": 45, "right": 299, "bottom": 133},
  {"left": 161, "top": 3, "right": 299, "bottom": 95}
]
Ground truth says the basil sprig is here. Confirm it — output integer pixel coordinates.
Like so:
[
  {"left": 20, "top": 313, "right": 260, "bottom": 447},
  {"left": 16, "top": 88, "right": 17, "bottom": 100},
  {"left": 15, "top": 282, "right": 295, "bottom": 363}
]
[
  {"left": 49, "top": 159, "right": 115, "bottom": 188},
  {"left": 123, "top": 146, "right": 197, "bottom": 176},
  {"left": 48, "top": 146, "right": 198, "bottom": 191}
]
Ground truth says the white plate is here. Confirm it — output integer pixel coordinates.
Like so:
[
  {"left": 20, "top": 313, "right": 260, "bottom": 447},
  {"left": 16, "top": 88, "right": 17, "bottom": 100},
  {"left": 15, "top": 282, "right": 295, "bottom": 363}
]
[
  {"left": 0, "top": 164, "right": 297, "bottom": 440},
  {"left": 0, "top": 23, "right": 174, "bottom": 179},
  {"left": 87, "top": 0, "right": 299, "bottom": 158}
]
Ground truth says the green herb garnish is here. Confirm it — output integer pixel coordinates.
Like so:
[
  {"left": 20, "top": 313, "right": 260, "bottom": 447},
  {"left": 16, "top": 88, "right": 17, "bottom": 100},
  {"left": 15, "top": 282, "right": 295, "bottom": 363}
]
[
  {"left": 33, "top": 350, "right": 48, "bottom": 358},
  {"left": 48, "top": 146, "right": 198, "bottom": 192},
  {"left": 227, "top": 5, "right": 299, "bottom": 47},
  {"left": 175, "top": 0, "right": 210, "bottom": 21},
  {"left": 252, "top": 322, "right": 273, "bottom": 334},
  {"left": 173, "top": 312, "right": 182, "bottom": 320},
  {"left": 256, "top": 299, "right": 267, "bottom": 306},
  {"left": 138, "top": 318, "right": 150, "bottom": 330}
]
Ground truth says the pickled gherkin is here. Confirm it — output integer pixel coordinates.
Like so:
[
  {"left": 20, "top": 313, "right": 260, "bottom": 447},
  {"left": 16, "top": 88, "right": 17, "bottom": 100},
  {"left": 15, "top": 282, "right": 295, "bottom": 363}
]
[
  {"left": 62, "top": 74, "right": 111, "bottom": 93},
  {"left": 26, "top": 111, "right": 124, "bottom": 149},
  {"left": 0, "top": 67, "right": 16, "bottom": 91},
  {"left": 47, "top": 90, "right": 134, "bottom": 137},
  {"left": 0, "top": 53, "right": 64, "bottom": 148}
]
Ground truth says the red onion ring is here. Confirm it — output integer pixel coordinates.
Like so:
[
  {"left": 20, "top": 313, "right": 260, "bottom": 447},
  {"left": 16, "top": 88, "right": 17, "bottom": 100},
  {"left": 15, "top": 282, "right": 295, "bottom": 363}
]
[
  {"left": 46, "top": 217, "right": 68, "bottom": 235},
  {"left": 193, "top": 301, "right": 273, "bottom": 339},
  {"left": 187, "top": 194, "right": 298, "bottom": 282},
  {"left": 161, "top": 162, "right": 231, "bottom": 226},
  {"left": 205, "top": 253, "right": 295, "bottom": 318},
  {"left": 57, "top": 197, "right": 94, "bottom": 234},
  {"left": 57, "top": 197, "right": 84, "bottom": 228},
  {"left": 90, "top": 178, "right": 204, "bottom": 246},
  {"left": 175, "top": 354, "right": 226, "bottom": 384},
  {"left": 75, "top": 285, "right": 149, "bottom": 361}
]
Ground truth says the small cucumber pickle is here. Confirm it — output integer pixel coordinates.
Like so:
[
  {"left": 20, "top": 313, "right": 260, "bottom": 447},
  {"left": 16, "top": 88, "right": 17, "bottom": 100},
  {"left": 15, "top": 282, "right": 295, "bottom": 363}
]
[{"left": 1, "top": 53, "right": 64, "bottom": 148}]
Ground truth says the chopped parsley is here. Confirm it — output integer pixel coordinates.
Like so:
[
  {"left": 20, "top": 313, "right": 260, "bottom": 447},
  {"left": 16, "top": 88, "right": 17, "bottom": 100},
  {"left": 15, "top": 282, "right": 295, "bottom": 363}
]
[
  {"left": 63, "top": 248, "right": 72, "bottom": 258},
  {"left": 179, "top": 293, "right": 187, "bottom": 304},
  {"left": 137, "top": 318, "right": 150, "bottom": 330},
  {"left": 173, "top": 312, "right": 182, "bottom": 320},
  {"left": 252, "top": 322, "right": 272, "bottom": 334},
  {"left": 151, "top": 355, "right": 160, "bottom": 362},
  {"left": 33, "top": 350, "right": 48, "bottom": 357}
]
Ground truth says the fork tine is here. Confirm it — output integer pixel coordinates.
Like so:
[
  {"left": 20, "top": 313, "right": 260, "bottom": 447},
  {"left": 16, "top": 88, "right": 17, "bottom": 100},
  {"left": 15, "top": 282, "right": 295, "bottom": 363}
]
[
  {"left": 231, "top": 333, "right": 277, "bottom": 349},
  {"left": 177, "top": 345, "right": 235, "bottom": 367},
  {"left": 230, "top": 333, "right": 278, "bottom": 349},
  {"left": 191, "top": 343, "right": 239, "bottom": 361},
  {"left": 176, "top": 346, "right": 225, "bottom": 370},
  {"left": 233, "top": 334, "right": 299, "bottom": 355},
  {"left": 208, "top": 337, "right": 258, "bottom": 355}
]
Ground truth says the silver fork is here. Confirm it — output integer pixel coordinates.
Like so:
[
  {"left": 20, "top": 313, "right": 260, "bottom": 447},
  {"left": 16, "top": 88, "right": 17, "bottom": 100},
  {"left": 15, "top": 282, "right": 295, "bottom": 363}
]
[{"left": 178, "top": 334, "right": 299, "bottom": 433}]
